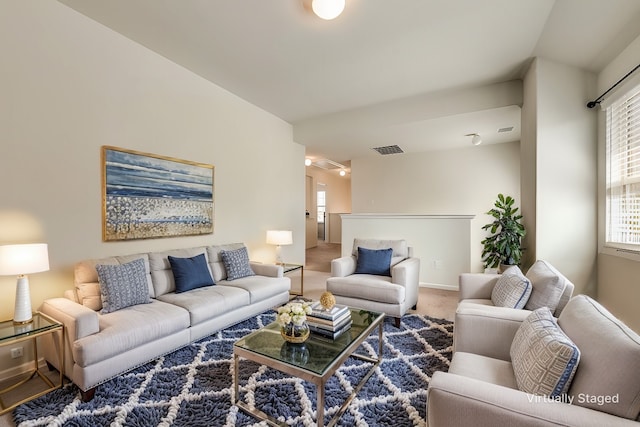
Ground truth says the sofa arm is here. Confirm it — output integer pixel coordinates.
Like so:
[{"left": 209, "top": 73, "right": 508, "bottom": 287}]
[
  {"left": 331, "top": 256, "right": 356, "bottom": 277},
  {"left": 458, "top": 273, "right": 500, "bottom": 300},
  {"left": 454, "top": 302, "right": 530, "bottom": 360},
  {"left": 391, "top": 257, "right": 420, "bottom": 286},
  {"left": 427, "top": 372, "right": 639, "bottom": 427},
  {"left": 40, "top": 297, "right": 99, "bottom": 341},
  {"left": 250, "top": 262, "right": 283, "bottom": 278}
]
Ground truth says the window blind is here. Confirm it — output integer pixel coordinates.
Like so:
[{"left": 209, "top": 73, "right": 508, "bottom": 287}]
[{"left": 606, "top": 84, "right": 640, "bottom": 247}]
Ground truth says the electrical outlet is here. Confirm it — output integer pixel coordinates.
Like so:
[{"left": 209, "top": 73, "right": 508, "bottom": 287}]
[{"left": 10, "top": 347, "right": 23, "bottom": 359}]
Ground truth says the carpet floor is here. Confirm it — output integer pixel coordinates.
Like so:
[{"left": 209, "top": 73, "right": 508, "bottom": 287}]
[{"left": 14, "top": 312, "right": 453, "bottom": 427}]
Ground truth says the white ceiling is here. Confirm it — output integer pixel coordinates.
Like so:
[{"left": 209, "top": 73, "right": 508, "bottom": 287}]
[{"left": 60, "top": 0, "right": 640, "bottom": 166}]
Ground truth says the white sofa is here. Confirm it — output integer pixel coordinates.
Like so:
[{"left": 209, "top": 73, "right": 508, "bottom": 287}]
[{"left": 40, "top": 243, "right": 290, "bottom": 401}]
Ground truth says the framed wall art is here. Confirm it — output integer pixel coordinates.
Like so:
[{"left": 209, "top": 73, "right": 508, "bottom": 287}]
[{"left": 102, "top": 146, "right": 214, "bottom": 241}]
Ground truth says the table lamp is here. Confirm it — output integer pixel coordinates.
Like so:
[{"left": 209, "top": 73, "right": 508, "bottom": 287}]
[
  {"left": 0, "top": 243, "right": 49, "bottom": 324},
  {"left": 266, "top": 230, "right": 292, "bottom": 265}
]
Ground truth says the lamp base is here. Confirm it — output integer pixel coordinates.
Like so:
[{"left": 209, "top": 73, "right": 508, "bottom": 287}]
[{"left": 13, "top": 275, "right": 33, "bottom": 324}]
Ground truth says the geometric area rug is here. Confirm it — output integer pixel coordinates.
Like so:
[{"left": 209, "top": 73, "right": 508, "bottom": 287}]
[{"left": 13, "top": 312, "right": 453, "bottom": 427}]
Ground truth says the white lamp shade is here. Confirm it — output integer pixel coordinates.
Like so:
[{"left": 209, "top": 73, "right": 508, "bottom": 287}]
[
  {"left": 312, "top": 0, "right": 345, "bottom": 20},
  {"left": 266, "top": 230, "right": 293, "bottom": 246},
  {"left": 0, "top": 243, "right": 50, "bottom": 276}
]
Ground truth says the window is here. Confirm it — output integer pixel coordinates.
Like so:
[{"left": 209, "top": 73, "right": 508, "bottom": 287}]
[
  {"left": 606, "top": 84, "right": 640, "bottom": 249},
  {"left": 317, "top": 190, "right": 326, "bottom": 223}
]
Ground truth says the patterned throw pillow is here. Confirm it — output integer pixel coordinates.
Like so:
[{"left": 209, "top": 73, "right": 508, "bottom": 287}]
[
  {"left": 95, "top": 258, "right": 151, "bottom": 314},
  {"left": 168, "top": 253, "right": 215, "bottom": 293},
  {"left": 220, "top": 246, "right": 255, "bottom": 281},
  {"left": 510, "top": 307, "right": 580, "bottom": 397},
  {"left": 491, "top": 266, "right": 532, "bottom": 309}
]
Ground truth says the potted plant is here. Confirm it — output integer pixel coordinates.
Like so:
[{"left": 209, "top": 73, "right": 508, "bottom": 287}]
[{"left": 481, "top": 193, "right": 526, "bottom": 271}]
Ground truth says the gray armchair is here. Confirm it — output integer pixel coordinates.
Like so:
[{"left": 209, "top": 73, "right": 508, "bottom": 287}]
[
  {"left": 326, "top": 238, "right": 420, "bottom": 327},
  {"left": 427, "top": 295, "right": 640, "bottom": 427}
]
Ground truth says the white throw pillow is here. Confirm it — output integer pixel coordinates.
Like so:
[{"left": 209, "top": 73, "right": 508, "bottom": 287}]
[{"left": 524, "top": 260, "right": 567, "bottom": 313}]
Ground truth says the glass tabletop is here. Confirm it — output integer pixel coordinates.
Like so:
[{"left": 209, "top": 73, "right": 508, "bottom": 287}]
[
  {"left": 0, "top": 313, "right": 61, "bottom": 343},
  {"left": 234, "top": 308, "right": 383, "bottom": 376}
]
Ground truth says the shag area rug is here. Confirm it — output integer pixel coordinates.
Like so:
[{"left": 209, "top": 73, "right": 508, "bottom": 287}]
[{"left": 14, "top": 312, "right": 453, "bottom": 427}]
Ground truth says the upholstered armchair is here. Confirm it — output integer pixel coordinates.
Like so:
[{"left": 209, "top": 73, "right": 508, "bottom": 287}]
[
  {"left": 455, "top": 260, "right": 574, "bottom": 356},
  {"left": 326, "top": 238, "right": 420, "bottom": 327},
  {"left": 428, "top": 295, "right": 640, "bottom": 427}
]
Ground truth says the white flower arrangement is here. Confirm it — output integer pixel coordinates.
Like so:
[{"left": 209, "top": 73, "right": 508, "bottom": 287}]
[{"left": 277, "top": 301, "right": 312, "bottom": 326}]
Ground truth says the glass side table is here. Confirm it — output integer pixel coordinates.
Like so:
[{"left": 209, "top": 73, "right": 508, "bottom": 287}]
[
  {"left": 282, "top": 263, "right": 304, "bottom": 296},
  {"left": 0, "top": 312, "right": 64, "bottom": 415}
]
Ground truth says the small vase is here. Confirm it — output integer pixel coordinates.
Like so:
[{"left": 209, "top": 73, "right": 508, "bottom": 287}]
[
  {"left": 281, "top": 322, "right": 310, "bottom": 343},
  {"left": 280, "top": 342, "right": 310, "bottom": 365}
]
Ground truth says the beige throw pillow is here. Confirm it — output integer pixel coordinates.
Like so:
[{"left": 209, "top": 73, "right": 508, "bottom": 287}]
[{"left": 524, "top": 260, "right": 567, "bottom": 313}]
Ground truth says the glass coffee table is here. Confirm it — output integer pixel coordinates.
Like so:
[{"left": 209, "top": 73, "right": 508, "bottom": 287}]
[{"left": 233, "top": 308, "right": 384, "bottom": 427}]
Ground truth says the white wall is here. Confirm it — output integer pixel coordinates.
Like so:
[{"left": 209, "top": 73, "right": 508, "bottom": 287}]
[
  {"left": 341, "top": 214, "right": 473, "bottom": 288},
  {"left": 527, "top": 58, "right": 598, "bottom": 296},
  {"left": 597, "top": 33, "right": 640, "bottom": 332},
  {"left": 351, "top": 141, "right": 521, "bottom": 272},
  {"left": 0, "top": 1, "right": 304, "bottom": 371},
  {"left": 522, "top": 58, "right": 598, "bottom": 296}
]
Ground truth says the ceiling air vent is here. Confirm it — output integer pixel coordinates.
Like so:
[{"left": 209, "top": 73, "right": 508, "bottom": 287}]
[
  {"left": 372, "top": 145, "right": 404, "bottom": 155},
  {"left": 498, "top": 126, "right": 514, "bottom": 133}
]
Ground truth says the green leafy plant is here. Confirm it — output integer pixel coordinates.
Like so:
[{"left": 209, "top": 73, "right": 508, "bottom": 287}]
[{"left": 481, "top": 194, "right": 526, "bottom": 268}]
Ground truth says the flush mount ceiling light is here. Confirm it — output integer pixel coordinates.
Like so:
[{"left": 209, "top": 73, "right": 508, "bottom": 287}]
[
  {"left": 311, "top": 0, "right": 345, "bottom": 20},
  {"left": 305, "top": 158, "right": 312, "bottom": 166},
  {"left": 465, "top": 133, "right": 482, "bottom": 146}
]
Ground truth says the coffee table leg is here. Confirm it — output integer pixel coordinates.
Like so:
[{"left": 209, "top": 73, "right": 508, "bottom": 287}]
[
  {"left": 233, "top": 353, "right": 239, "bottom": 404},
  {"left": 316, "top": 378, "right": 324, "bottom": 427}
]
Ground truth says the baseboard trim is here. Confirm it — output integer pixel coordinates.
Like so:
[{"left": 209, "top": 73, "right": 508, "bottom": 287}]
[
  {"left": 419, "top": 282, "right": 459, "bottom": 291},
  {"left": 0, "top": 358, "right": 47, "bottom": 384}
]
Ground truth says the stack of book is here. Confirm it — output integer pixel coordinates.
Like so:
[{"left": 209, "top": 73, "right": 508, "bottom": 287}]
[{"left": 307, "top": 302, "right": 352, "bottom": 339}]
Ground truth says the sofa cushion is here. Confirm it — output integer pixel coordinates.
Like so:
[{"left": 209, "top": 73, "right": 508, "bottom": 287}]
[
  {"left": 168, "top": 253, "right": 215, "bottom": 293},
  {"left": 449, "top": 351, "right": 518, "bottom": 390},
  {"left": 219, "top": 275, "right": 290, "bottom": 304},
  {"left": 156, "top": 285, "right": 250, "bottom": 326},
  {"left": 72, "top": 300, "right": 190, "bottom": 367},
  {"left": 220, "top": 246, "right": 255, "bottom": 281},
  {"left": 74, "top": 254, "right": 154, "bottom": 311},
  {"left": 524, "top": 260, "right": 567, "bottom": 313},
  {"left": 558, "top": 295, "right": 640, "bottom": 420},
  {"left": 355, "top": 247, "right": 392, "bottom": 276},
  {"left": 148, "top": 247, "right": 209, "bottom": 297},
  {"left": 206, "top": 243, "right": 246, "bottom": 282},
  {"left": 491, "top": 266, "right": 532, "bottom": 309},
  {"left": 326, "top": 275, "right": 405, "bottom": 304},
  {"left": 352, "top": 238, "right": 408, "bottom": 267},
  {"left": 95, "top": 258, "right": 151, "bottom": 314},
  {"left": 510, "top": 307, "right": 580, "bottom": 398}
]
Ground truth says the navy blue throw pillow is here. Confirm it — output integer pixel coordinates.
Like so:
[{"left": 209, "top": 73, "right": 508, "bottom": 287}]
[
  {"left": 355, "top": 247, "right": 393, "bottom": 276},
  {"left": 168, "top": 253, "right": 215, "bottom": 293}
]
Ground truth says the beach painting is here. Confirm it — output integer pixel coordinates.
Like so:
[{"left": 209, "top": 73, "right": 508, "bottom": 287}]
[{"left": 102, "top": 146, "right": 214, "bottom": 241}]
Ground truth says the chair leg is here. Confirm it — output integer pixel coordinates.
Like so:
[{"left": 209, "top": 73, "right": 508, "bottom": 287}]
[{"left": 394, "top": 317, "right": 401, "bottom": 328}]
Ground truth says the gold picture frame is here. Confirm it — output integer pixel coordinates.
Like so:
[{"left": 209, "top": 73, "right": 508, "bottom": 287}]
[{"left": 102, "top": 146, "right": 214, "bottom": 241}]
